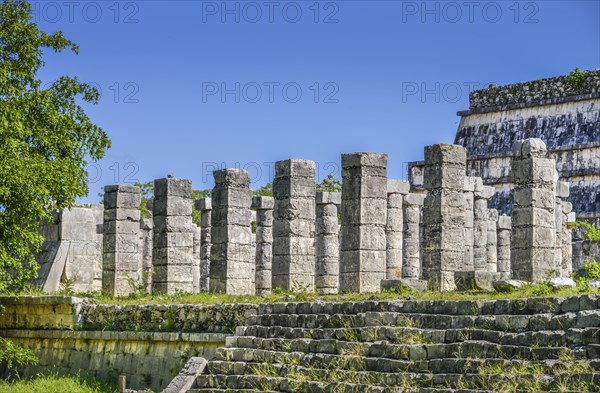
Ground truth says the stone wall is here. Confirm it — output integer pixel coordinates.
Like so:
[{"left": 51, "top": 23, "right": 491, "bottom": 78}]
[
  {"left": 35, "top": 206, "right": 103, "bottom": 293},
  {"left": 1, "top": 329, "right": 225, "bottom": 392},
  {"left": 0, "top": 296, "right": 256, "bottom": 391}
]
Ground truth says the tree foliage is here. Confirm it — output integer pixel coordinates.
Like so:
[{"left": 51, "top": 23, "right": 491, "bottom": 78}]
[
  {"left": 316, "top": 174, "right": 342, "bottom": 192},
  {"left": 0, "top": 0, "right": 110, "bottom": 292},
  {"left": 253, "top": 183, "right": 273, "bottom": 196}
]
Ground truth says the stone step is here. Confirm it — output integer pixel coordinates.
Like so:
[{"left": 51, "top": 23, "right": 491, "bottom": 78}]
[
  {"left": 236, "top": 325, "right": 600, "bottom": 347},
  {"left": 248, "top": 310, "right": 597, "bottom": 332},
  {"left": 215, "top": 343, "right": 581, "bottom": 372},
  {"left": 196, "top": 371, "right": 600, "bottom": 391},
  {"left": 207, "top": 355, "right": 600, "bottom": 377},
  {"left": 254, "top": 295, "right": 600, "bottom": 317}
]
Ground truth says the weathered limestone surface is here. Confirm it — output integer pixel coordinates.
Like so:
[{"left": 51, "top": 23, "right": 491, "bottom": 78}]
[
  {"left": 511, "top": 139, "right": 557, "bottom": 282},
  {"left": 497, "top": 215, "right": 511, "bottom": 278},
  {"left": 196, "top": 198, "right": 212, "bottom": 293},
  {"left": 422, "top": 144, "right": 467, "bottom": 291},
  {"left": 139, "top": 218, "right": 153, "bottom": 278},
  {"left": 462, "top": 177, "right": 481, "bottom": 271},
  {"left": 192, "top": 224, "right": 201, "bottom": 294},
  {"left": 474, "top": 185, "right": 493, "bottom": 272},
  {"left": 402, "top": 193, "right": 425, "bottom": 279},
  {"left": 210, "top": 169, "right": 254, "bottom": 295},
  {"left": 152, "top": 178, "right": 194, "bottom": 294},
  {"left": 252, "top": 196, "right": 274, "bottom": 294},
  {"left": 315, "top": 192, "right": 341, "bottom": 294},
  {"left": 103, "top": 185, "right": 141, "bottom": 297},
  {"left": 487, "top": 208, "right": 499, "bottom": 273},
  {"left": 272, "top": 160, "right": 316, "bottom": 292},
  {"left": 340, "top": 153, "right": 388, "bottom": 293},
  {"left": 386, "top": 180, "right": 410, "bottom": 280}
]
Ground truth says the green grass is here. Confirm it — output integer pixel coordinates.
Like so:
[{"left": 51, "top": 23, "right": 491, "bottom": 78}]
[
  {"left": 0, "top": 374, "right": 118, "bottom": 393},
  {"left": 49, "top": 282, "right": 599, "bottom": 305}
]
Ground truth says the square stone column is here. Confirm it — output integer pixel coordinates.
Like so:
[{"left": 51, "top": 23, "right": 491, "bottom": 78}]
[
  {"left": 386, "top": 180, "right": 410, "bottom": 280},
  {"left": 192, "top": 224, "right": 201, "bottom": 293},
  {"left": 497, "top": 215, "right": 511, "bottom": 279},
  {"left": 210, "top": 169, "right": 254, "bottom": 294},
  {"left": 316, "top": 191, "right": 341, "bottom": 294},
  {"left": 272, "top": 159, "right": 316, "bottom": 292},
  {"left": 511, "top": 138, "right": 557, "bottom": 282},
  {"left": 252, "top": 196, "right": 274, "bottom": 294},
  {"left": 422, "top": 144, "right": 467, "bottom": 291},
  {"left": 102, "top": 185, "right": 141, "bottom": 297},
  {"left": 555, "top": 181, "right": 573, "bottom": 277},
  {"left": 474, "top": 185, "right": 494, "bottom": 272},
  {"left": 340, "top": 153, "right": 388, "bottom": 293},
  {"left": 152, "top": 178, "right": 194, "bottom": 294},
  {"left": 195, "top": 197, "right": 212, "bottom": 292},
  {"left": 139, "top": 218, "right": 153, "bottom": 293},
  {"left": 402, "top": 193, "right": 425, "bottom": 279},
  {"left": 462, "top": 177, "right": 482, "bottom": 271},
  {"left": 486, "top": 209, "right": 499, "bottom": 272}
]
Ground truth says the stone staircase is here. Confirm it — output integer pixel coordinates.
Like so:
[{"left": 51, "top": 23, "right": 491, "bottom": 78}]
[{"left": 189, "top": 296, "right": 600, "bottom": 392}]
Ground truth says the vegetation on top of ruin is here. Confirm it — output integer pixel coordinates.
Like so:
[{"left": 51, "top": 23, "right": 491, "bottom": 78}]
[
  {"left": 25, "top": 281, "right": 594, "bottom": 306},
  {"left": 469, "top": 68, "right": 600, "bottom": 109}
]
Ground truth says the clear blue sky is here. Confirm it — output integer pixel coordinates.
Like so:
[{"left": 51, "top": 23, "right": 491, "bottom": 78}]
[{"left": 33, "top": 0, "right": 600, "bottom": 203}]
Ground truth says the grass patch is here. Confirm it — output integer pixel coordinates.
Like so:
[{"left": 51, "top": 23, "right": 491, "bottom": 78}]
[
  {"left": 0, "top": 374, "right": 118, "bottom": 393},
  {"left": 43, "top": 282, "right": 599, "bottom": 306}
]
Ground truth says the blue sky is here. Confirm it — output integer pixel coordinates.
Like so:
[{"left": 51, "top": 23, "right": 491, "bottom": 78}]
[{"left": 33, "top": 0, "right": 600, "bottom": 202}]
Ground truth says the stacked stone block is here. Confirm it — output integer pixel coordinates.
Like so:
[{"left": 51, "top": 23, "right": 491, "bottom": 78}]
[
  {"left": 402, "top": 193, "right": 425, "bottom": 279},
  {"left": 462, "top": 177, "right": 482, "bottom": 271},
  {"left": 210, "top": 169, "right": 254, "bottom": 295},
  {"left": 152, "top": 178, "right": 194, "bottom": 294},
  {"left": 486, "top": 209, "right": 499, "bottom": 272},
  {"left": 511, "top": 138, "right": 557, "bottom": 282},
  {"left": 473, "top": 185, "right": 494, "bottom": 272},
  {"left": 252, "top": 196, "right": 274, "bottom": 295},
  {"left": 315, "top": 192, "right": 341, "bottom": 294},
  {"left": 386, "top": 180, "right": 410, "bottom": 280},
  {"left": 196, "top": 198, "right": 212, "bottom": 292},
  {"left": 102, "top": 185, "right": 142, "bottom": 297},
  {"left": 192, "top": 224, "right": 201, "bottom": 293},
  {"left": 422, "top": 144, "right": 467, "bottom": 291},
  {"left": 497, "top": 215, "right": 511, "bottom": 279},
  {"left": 139, "top": 218, "right": 153, "bottom": 293},
  {"left": 272, "top": 160, "right": 316, "bottom": 292},
  {"left": 340, "top": 153, "right": 388, "bottom": 293},
  {"left": 555, "top": 180, "right": 574, "bottom": 277}
]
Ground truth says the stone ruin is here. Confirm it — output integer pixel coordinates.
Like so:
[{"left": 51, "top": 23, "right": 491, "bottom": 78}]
[
  {"left": 33, "top": 71, "right": 600, "bottom": 295},
  {"left": 35, "top": 138, "right": 575, "bottom": 295}
]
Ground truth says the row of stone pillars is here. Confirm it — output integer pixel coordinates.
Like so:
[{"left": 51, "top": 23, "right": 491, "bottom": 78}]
[{"left": 101, "top": 139, "right": 574, "bottom": 296}]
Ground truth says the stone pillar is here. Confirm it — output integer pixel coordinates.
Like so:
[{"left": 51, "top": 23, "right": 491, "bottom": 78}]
[
  {"left": 497, "top": 215, "right": 511, "bottom": 279},
  {"left": 139, "top": 218, "right": 153, "bottom": 292},
  {"left": 210, "top": 169, "right": 253, "bottom": 295},
  {"left": 402, "top": 193, "right": 425, "bottom": 279},
  {"left": 386, "top": 180, "right": 410, "bottom": 280},
  {"left": 315, "top": 191, "right": 341, "bottom": 294},
  {"left": 511, "top": 138, "right": 557, "bottom": 282},
  {"left": 102, "top": 185, "right": 142, "bottom": 297},
  {"left": 152, "top": 178, "right": 194, "bottom": 294},
  {"left": 252, "top": 196, "right": 274, "bottom": 295},
  {"left": 422, "top": 144, "right": 467, "bottom": 291},
  {"left": 473, "top": 185, "right": 494, "bottom": 272},
  {"left": 195, "top": 198, "right": 212, "bottom": 293},
  {"left": 192, "top": 224, "right": 201, "bottom": 293},
  {"left": 486, "top": 209, "right": 498, "bottom": 272},
  {"left": 340, "top": 153, "right": 388, "bottom": 293},
  {"left": 272, "top": 159, "right": 316, "bottom": 292},
  {"left": 462, "top": 177, "right": 482, "bottom": 271},
  {"left": 555, "top": 181, "right": 573, "bottom": 277}
]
